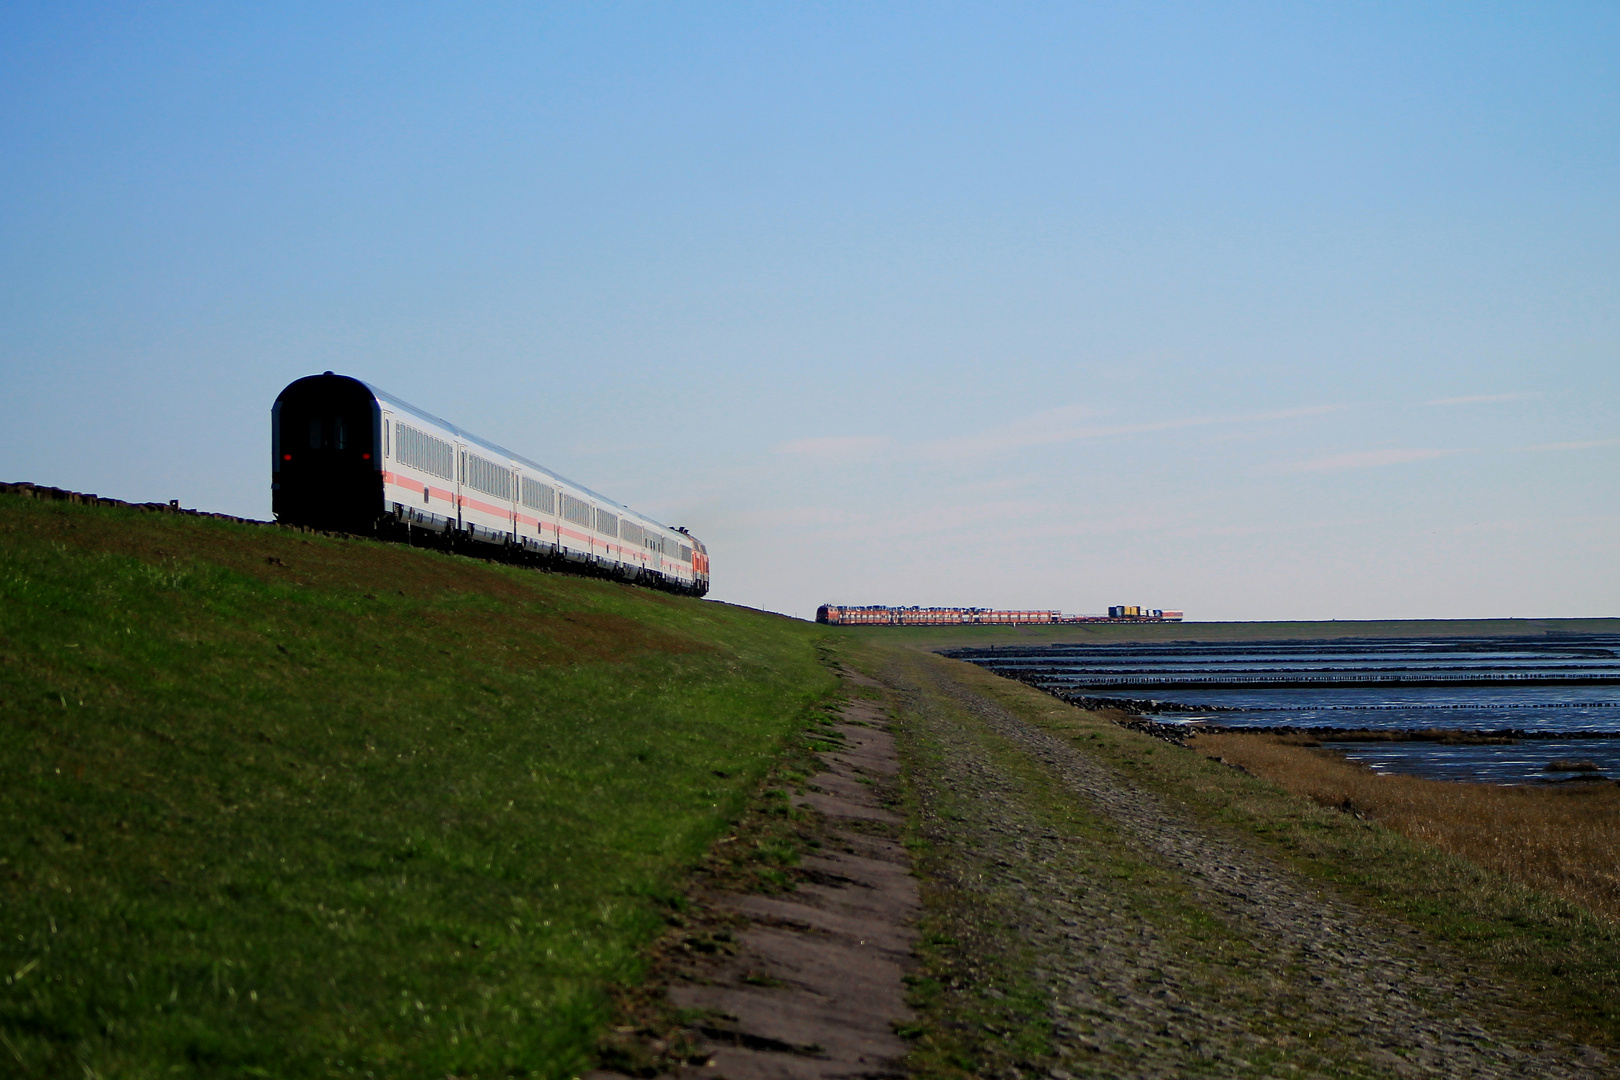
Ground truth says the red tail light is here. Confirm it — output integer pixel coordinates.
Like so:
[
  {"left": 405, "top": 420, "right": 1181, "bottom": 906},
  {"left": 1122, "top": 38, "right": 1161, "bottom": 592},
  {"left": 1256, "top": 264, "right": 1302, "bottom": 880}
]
[
  {"left": 362, "top": 453, "right": 371, "bottom": 460},
  {"left": 282, "top": 454, "right": 292, "bottom": 461}
]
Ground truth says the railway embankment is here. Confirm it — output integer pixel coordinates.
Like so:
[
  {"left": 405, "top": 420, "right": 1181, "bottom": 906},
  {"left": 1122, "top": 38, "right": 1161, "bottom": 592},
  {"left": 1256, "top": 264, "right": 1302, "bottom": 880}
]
[
  {"left": 0, "top": 491, "right": 839, "bottom": 1078},
  {"left": 11, "top": 487, "right": 1620, "bottom": 1078},
  {"left": 872, "top": 646, "right": 1620, "bottom": 1078}
]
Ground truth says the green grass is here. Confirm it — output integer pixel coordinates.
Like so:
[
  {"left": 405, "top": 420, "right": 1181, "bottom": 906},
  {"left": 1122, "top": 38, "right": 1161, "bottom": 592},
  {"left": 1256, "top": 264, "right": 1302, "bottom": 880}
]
[
  {"left": 889, "top": 653, "right": 1262, "bottom": 1078},
  {"left": 932, "top": 654, "right": 1620, "bottom": 1049},
  {"left": 876, "top": 646, "right": 1418, "bottom": 1079},
  {"left": 0, "top": 495, "right": 839, "bottom": 1079}
]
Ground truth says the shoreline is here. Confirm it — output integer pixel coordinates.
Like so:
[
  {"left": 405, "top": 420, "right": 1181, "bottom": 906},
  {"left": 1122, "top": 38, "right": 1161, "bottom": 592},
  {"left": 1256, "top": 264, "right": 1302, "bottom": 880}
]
[
  {"left": 839, "top": 616, "right": 1620, "bottom": 649},
  {"left": 874, "top": 643, "right": 1620, "bottom": 1073}
]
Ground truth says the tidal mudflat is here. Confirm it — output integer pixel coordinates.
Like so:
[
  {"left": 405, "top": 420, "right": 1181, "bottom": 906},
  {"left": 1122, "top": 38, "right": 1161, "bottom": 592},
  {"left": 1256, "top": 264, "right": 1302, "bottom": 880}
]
[{"left": 952, "top": 635, "right": 1620, "bottom": 784}]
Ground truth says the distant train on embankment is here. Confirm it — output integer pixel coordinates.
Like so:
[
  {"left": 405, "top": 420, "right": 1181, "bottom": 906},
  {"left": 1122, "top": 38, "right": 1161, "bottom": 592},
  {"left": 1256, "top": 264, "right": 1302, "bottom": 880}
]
[
  {"left": 272, "top": 372, "right": 709, "bottom": 595},
  {"left": 816, "top": 605, "right": 1183, "bottom": 626}
]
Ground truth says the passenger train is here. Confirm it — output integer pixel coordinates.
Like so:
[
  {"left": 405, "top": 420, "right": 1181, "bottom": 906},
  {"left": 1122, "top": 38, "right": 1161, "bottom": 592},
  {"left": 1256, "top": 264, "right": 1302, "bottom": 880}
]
[{"left": 271, "top": 372, "right": 709, "bottom": 595}]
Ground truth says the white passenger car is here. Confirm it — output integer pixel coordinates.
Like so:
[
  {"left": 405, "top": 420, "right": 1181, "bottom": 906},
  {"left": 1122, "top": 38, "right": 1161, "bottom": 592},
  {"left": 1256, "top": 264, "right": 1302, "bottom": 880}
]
[{"left": 271, "top": 372, "right": 709, "bottom": 595}]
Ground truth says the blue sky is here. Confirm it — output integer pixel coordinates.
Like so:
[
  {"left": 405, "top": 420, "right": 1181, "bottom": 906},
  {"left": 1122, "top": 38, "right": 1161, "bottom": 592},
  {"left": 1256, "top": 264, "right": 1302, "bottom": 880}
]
[{"left": 2, "top": 3, "right": 1616, "bottom": 620}]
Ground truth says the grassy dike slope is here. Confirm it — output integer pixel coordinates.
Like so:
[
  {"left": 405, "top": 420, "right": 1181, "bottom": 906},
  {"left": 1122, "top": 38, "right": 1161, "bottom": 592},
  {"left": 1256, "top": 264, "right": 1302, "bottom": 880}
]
[
  {"left": 864, "top": 645, "right": 1620, "bottom": 1077},
  {"left": 0, "top": 493, "right": 837, "bottom": 1079}
]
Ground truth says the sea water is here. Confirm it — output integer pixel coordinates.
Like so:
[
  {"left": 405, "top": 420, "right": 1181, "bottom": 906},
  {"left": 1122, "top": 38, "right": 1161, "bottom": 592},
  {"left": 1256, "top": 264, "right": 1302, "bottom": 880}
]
[{"left": 950, "top": 635, "right": 1620, "bottom": 784}]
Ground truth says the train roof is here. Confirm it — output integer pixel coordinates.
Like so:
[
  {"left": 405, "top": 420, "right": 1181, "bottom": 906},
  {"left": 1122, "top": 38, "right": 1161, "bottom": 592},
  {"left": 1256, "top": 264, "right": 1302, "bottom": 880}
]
[{"left": 356, "top": 378, "right": 682, "bottom": 536}]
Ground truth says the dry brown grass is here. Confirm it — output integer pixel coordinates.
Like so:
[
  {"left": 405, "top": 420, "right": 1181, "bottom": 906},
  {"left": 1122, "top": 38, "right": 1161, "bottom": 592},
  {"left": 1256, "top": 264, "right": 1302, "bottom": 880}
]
[{"left": 1191, "top": 732, "right": 1620, "bottom": 923}]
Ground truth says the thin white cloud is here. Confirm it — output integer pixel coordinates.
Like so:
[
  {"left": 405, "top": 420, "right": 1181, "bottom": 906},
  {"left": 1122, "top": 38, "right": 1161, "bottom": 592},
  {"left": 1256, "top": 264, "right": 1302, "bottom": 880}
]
[
  {"left": 1241, "top": 404, "right": 1353, "bottom": 422},
  {"left": 768, "top": 402, "right": 1348, "bottom": 466},
  {"left": 911, "top": 403, "right": 1347, "bottom": 462},
  {"left": 1519, "top": 437, "right": 1620, "bottom": 452},
  {"left": 1424, "top": 392, "right": 1539, "bottom": 406},
  {"left": 1282, "top": 448, "right": 1461, "bottom": 473},
  {"left": 772, "top": 434, "right": 891, "bottom": 459}
]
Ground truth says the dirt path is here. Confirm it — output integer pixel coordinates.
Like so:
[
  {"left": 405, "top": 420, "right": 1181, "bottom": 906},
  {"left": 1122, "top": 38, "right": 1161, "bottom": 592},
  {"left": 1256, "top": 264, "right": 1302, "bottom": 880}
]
[
  {"left": 887, "top": 649, "right": 1615, "bottom": 1079},
  {"left": 599, "top": 669, "right": 919, "bottom": 1080}
]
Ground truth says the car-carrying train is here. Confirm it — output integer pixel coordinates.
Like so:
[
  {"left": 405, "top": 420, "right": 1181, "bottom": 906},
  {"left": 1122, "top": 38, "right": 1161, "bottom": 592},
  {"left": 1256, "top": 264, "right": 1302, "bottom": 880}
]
[
  {"left": 816, "top": 605, "right": 1184, "bottom": 626},
  {"left": 272, "top": 372, "right": 709, "bottom": 596}
]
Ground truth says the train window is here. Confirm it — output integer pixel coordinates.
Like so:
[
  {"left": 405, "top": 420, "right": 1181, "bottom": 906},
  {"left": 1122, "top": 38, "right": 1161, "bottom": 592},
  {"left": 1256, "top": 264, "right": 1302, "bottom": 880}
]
[
  {"left": 395, "top": 423, "right": 455, "bottom": 479},
  {"left": 520, "top": 477, "right": 556, "bottom": 514},
  {"left": 383, "top": 421, "right": 390, "bottom": 458},
  {"left": 305, "top": 417, "right": 347, "bottom": 450},
  {"left": 680, "top": 545, "right": 693, "bottom": 564},
  {"left": 595, "top": 510, "right": 618, "bottom": 538},
  {"left": 621, "top": 521, "right": 643, "bottom": 547},
  {"left": 464, "top": 453, "right": 513, "bottom": 500},
  {"left": 561, "top": 494, "right": 593, "bottom": 527}
]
